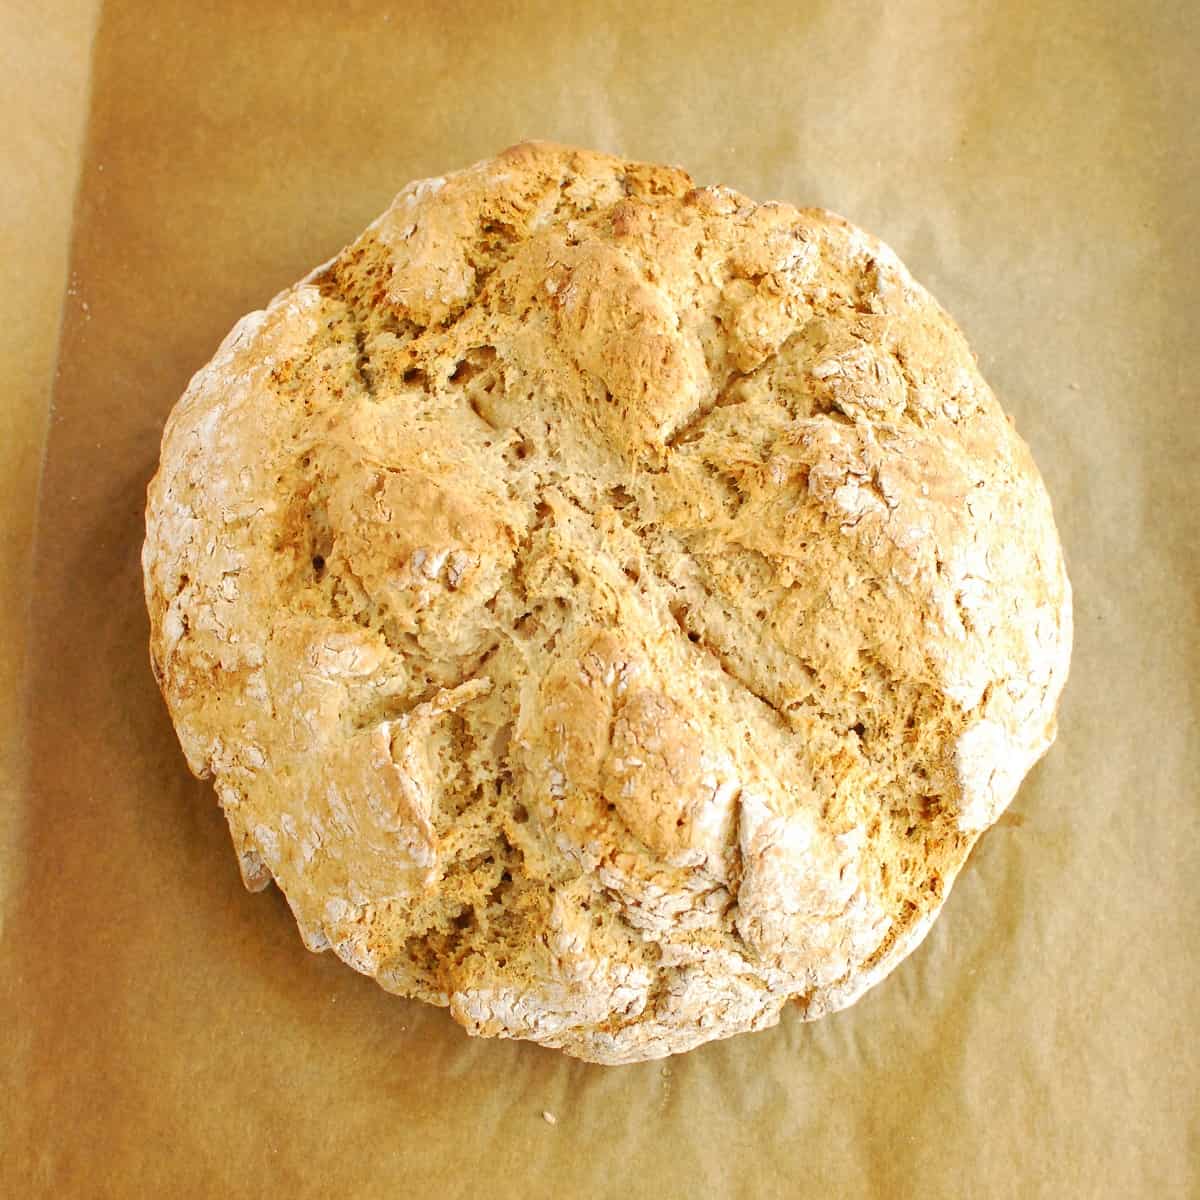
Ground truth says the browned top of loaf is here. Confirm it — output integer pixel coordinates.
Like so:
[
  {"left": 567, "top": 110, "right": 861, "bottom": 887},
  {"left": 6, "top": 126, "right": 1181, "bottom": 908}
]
[{"left": 143, "top": 142, "right": 1072, "bottom": 1063}]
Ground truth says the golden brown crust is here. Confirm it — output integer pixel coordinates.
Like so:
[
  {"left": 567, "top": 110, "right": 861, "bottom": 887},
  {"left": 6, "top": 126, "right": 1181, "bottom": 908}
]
[{"left": 143, "top": 142, "right": 1071, "bottom": 1063}]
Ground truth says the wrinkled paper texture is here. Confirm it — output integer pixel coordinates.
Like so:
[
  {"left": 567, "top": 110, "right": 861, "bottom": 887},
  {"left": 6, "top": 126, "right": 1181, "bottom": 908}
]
[{"left": 3, "top": 1, "right": 1197, "bottom": 1195}]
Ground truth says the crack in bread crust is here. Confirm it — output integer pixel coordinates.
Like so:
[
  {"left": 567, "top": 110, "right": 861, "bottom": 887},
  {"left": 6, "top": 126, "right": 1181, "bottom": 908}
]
[{"left": 143, "top": 142, "right": 1072, "bottom": 1064}]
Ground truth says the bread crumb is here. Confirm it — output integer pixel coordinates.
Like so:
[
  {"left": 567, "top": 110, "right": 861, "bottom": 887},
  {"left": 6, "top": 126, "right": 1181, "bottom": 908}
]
[{"left": 542, "top": 1110, "right": 558, "bottom": 1126}]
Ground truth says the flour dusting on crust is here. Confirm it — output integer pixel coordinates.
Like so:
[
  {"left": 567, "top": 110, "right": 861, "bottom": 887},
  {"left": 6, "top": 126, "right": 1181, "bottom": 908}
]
[{"left": 143, "top": 143, "right": 1071, "bottom": 1063}]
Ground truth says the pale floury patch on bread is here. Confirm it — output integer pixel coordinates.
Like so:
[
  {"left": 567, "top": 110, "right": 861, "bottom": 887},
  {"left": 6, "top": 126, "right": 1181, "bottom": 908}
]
[{"left": 143, "top": 143, "right": 1071, "bottom": 1063}]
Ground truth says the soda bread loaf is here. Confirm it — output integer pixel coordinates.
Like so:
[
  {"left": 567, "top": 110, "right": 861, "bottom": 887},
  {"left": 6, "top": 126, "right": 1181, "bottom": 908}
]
[{"left": 143, "top": 143, "right": 1072, "bottom": 1063}]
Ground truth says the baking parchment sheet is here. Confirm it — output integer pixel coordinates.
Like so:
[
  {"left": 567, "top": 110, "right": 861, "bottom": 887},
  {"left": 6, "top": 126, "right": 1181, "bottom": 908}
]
[{"left": 3, "top": 2, "right": 1197, "bottom": 1195}]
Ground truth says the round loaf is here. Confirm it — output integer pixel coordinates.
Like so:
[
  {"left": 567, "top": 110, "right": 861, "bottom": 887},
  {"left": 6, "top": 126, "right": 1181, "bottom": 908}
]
[{"left": 143, "top": 143, "right": 1071, "bottom": 1063}]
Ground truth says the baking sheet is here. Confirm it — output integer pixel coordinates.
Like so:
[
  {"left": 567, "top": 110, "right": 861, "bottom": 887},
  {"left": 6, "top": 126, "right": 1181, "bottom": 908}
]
[
  {"left": 4, "top": 1, "right": 1197, "bottom": 1195},
  {"left": 0, "top": 0, "right": 100, "bottom": 918}
]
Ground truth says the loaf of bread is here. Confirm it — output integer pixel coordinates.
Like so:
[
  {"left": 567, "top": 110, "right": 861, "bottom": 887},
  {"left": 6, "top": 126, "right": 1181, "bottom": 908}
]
[{"left": 143, "top": 143, "right": 1071, "bottom": 1063}]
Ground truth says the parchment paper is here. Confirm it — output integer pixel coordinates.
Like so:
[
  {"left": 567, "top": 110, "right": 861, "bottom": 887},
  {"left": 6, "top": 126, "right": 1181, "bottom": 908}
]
[
  {"left": 4, "top": 2, "right": 1197, "bottom": 1195},
  {"left": 0, "top": 0, "right": 100, "bottom": 920}
]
